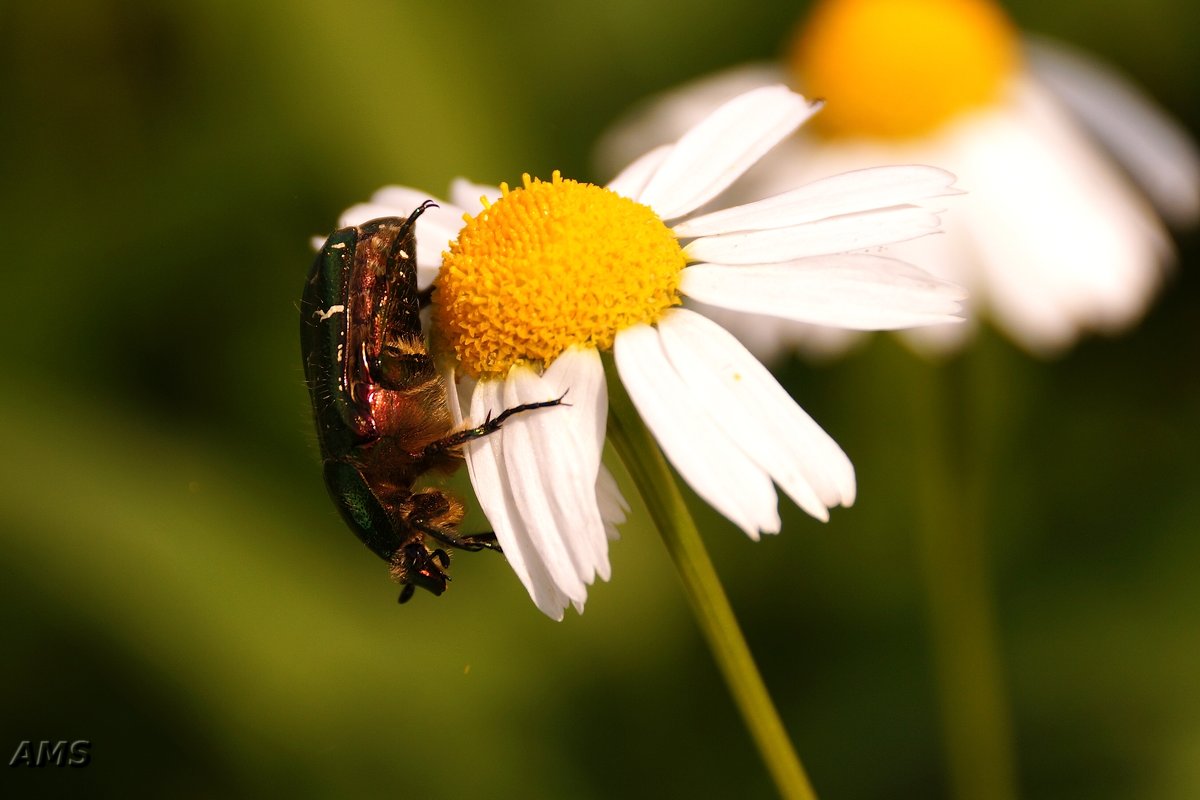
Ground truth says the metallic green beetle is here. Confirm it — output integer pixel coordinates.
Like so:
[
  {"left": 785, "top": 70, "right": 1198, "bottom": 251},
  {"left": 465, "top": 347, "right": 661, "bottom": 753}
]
[{"left": 301, "top": 204, "right": 562, "bottom": 603}]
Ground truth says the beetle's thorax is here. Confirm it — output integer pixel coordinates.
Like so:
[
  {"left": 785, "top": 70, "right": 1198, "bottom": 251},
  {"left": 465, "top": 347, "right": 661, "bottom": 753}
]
[{"left": 368, "top": 378, "right": 454, "bottom": 451}]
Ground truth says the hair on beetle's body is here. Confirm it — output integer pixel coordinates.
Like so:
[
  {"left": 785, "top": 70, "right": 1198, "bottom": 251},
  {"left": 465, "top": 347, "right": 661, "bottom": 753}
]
[{"left": 301, "top": 204, "right": 562, "bottom": 602}]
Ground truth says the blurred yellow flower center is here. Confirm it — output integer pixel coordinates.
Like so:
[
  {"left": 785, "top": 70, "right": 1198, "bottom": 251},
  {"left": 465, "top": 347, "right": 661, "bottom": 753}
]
[
  {"left": 789, "top": 0, "right": 1018, "bottom": 139},
  {"left": 434, "top": 172, "right": 685, "bottom": 378}
]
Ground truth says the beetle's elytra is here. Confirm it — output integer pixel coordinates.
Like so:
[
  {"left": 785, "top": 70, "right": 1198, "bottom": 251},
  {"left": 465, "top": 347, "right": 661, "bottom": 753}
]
[{"left": 301, "top": 205, "right": 562, "bottom": 602}]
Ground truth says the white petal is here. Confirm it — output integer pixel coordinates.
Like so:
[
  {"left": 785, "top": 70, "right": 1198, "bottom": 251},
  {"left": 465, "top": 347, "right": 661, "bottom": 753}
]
[
  {"left": 543, "top": 347, "right": 607, "bottom": 463},
  {"left": 682, "top": 206, "right": 942, "bottom": 264},
  {"left": 449, "top": 177, "right": 502, "bottom": 210},
  {"left": 657, "top": 309, "right": 855, "bottom": 520},
  {"left": 672, "top": 165, "right": 961, "bottom": 237},
  {"left": 442, "top": 363, "right": 483, "bottom": 430},
  {"left": 594, "top": 63, "right": 784, "bottom": 179},
  {"left": 686, "top": 298, "right": 867, "bottom": 363},
  {"left": 613, "top": 325, "right": 780, "bottom": 538},
  {"left": 951, "top": 78, "right": 1169, "bottom": 353},
  {"left": 896, "top": 321, "right": 977, "bottom": 357},
  {"left": 1025, "top": 35, "right": 1200, "bottom": 226},
  {"left": 442, "top": 361, "right": 466, "bottom": 427},
  {"left": 416, "top": 265, "right": 439, "bottom": 292},
  {"left": 368, "top": 186, "right": 468, "bottom": 246},
  {"left": 680, "top": 257, "right": 966, "bottom": 330},
  {"left": 338, "top": 187, "right": 466, "bottom": 273},
  {"left": 607, "top": 144, "right": 674, "bottom": 201},
  {"left": 464, "top": 380, "right": 570, "bottom": 619},
  {"left": 542, "top": 348, "right": 614, "bottom": 580},
  {"left": 414, "top": 216, "right": 466, "bottom": 274},
  {"left": 498, "top": 369, "right": 596, "bottom": 605},
  {"left": 595, "top": 464, "right": 628, "bottom": 541},
  {"left": 693, "top": 135, "right": 983, "bottom": 356},
  {"left": 337, "top": 201, "right": 407, "bottom": 228},
  {"left": 542, "top": 349, "right": 628, "bottom": 545},
  {"left": 850, "top": 225, "right": 981, "bottom": 356},
  {"left": 637, "top": 86, "right": 823, "bottom": 221}
]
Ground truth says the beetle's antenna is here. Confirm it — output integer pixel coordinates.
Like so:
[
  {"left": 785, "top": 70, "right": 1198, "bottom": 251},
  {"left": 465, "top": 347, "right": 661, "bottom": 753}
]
[
  {"left": 384, "top": 200, "right": 440, "bottom": 270},
  {"left": 406, "top": 199, "right": 438, "bottom": 227}
]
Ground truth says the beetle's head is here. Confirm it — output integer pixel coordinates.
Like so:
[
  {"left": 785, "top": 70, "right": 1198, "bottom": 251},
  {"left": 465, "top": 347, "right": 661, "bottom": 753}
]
[{"left": 392, "top": 541, "right": 449, "bottom": 603}]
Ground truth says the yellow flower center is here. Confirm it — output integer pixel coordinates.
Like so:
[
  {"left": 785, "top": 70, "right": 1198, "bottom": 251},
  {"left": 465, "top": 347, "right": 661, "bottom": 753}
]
[
  {"left": 433, "top": 172, "right": 685, "bottom": 378},
  {"left": 788, "top": 0, "right": 1019, "bottom": 139}
]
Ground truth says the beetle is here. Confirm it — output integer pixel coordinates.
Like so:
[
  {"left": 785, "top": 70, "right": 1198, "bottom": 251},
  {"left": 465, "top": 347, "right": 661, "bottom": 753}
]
[{"left": 301, "top": 203, "right": 562, "bottom": 603}]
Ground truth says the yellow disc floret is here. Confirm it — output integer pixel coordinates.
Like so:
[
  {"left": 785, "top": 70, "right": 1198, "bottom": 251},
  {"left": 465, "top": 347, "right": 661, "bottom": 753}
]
[
  {"left": 434, "top": 172, "right": 686, "bottom": 378},
  {"left": 789, "top": 0, "right": 1018, "bottom": 139}
]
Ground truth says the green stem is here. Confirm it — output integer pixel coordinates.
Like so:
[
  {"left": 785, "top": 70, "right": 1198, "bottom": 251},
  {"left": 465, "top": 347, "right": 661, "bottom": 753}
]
[
  {"left": 607, "top": 374, "right": 817, "bottom": 800},
  {"left": 910, "top": 357, "right": 1018, "bottom": 800}
]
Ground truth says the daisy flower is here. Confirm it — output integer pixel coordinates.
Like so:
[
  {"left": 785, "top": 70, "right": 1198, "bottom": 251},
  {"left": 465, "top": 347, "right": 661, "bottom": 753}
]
[
  {"left": 598, "top": 0, "right": 1200, "bottom": 358},
  {"left": 335, "top": 85, "right": 965, "bottom": 619}
]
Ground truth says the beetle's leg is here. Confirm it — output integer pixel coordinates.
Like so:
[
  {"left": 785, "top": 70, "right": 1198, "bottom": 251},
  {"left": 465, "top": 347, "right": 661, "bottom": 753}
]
[
  {"left": 418, "top": 390, "right": 569, "bottom": 460},
  {"left": 417, "top": 286, "right": 434, "bottom": 308},
  {"left": 406, "top": 489, "right": 502, "bottom": 554},
  {"left": 398, "top": 583, "right": 416, "bottom": 604},
  {"left": 391, "top": 540, "right": 449, "bottom": 599},
  {"left": 322, "top": 460, "right": 454, "bottom": 601},
  {"left": 458, "top": 530, "right": 503, "bottom": 553},
  {"left": 414, "top": 520, "right": 503, "bottom": 553},
  {"left": 408, "top": 491, "right": 503, "bottom": 554},
  {"left": 462, "top": 531, "right": 499, "bottom": 548}
]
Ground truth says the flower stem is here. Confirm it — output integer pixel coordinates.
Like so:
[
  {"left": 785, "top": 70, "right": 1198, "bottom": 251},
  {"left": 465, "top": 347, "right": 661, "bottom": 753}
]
[
  {"left": 607, "top": 372, "right": 818, "bottom": 800},
  {"left": 909, "top": 356, "right": 1018, "bottom": 800}
]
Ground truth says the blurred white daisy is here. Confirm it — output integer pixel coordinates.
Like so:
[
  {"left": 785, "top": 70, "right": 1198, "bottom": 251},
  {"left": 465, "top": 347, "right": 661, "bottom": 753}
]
[
  {"left": 598, "top": 0, "right": 1200, "bottom": 359},
  {"left": 336, "top": 86, "right": 965, "bottom": 618}
]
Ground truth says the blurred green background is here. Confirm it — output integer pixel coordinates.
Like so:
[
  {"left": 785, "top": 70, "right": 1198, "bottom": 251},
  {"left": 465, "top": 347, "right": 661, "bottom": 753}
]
[{"left": 1, "top": 1, "right": 1197, "bottom": 797}]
